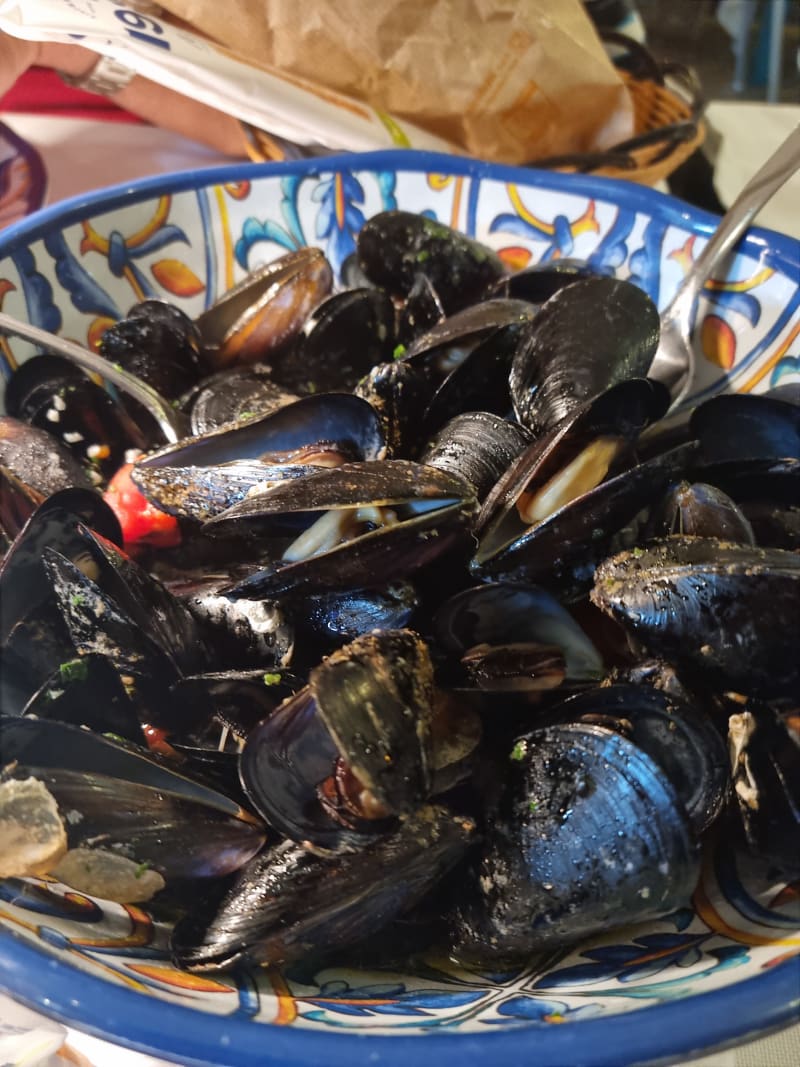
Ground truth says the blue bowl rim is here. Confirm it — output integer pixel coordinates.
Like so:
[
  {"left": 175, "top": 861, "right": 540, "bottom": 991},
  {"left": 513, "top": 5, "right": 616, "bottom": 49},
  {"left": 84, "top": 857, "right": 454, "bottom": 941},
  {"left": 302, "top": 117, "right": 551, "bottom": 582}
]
[
  {"left": 1, "top": 925, "right": 798, "bottom": 1067},
  {"left": 1, "top": 149, "right": 799, "bottom": 1063},
  {"left": 0, "top": 149, "right": 798, "bottom": 279}
]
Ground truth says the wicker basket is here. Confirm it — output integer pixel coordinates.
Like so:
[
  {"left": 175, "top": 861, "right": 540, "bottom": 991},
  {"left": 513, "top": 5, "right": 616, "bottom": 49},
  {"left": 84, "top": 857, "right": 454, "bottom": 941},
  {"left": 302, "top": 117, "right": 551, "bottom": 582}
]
[{"left": 532, "top": 33, "right": 706, "bottom": 186}]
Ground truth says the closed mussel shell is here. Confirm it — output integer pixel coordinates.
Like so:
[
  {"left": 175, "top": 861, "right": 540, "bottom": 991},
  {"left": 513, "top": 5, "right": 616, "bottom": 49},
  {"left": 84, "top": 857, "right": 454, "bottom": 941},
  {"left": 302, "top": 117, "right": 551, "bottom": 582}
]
[
  {"left": 171, "top": 804, "right": 476, "bottom": 972},
  {"left": 196, "top": 247, "right": 333, "bottom": 368},
  {"left": 449, "top": 722, "right": 699, "bottom": 963},
  {"left": 591, "top": 537, "right": 800, "bottom": 699},
  {"left": 357, "top": 211, "right": 506, "bottom": 314},
  {"left": 545, "top": 684, "right": 729, "bottom": 834}
]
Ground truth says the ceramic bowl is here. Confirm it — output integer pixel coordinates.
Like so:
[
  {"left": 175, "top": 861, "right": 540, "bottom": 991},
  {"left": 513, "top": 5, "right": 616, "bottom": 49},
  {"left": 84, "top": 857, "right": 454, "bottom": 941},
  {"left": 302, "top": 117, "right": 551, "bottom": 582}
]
[{"left": 0, "top": 151, "right": 798, "bottom": 1067}]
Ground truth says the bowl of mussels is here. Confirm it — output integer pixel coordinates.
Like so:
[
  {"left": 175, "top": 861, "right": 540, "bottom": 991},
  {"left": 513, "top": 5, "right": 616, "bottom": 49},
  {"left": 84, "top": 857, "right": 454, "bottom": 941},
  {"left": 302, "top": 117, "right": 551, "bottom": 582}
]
[{"left": 0, "top": 150, "right": 797, "bottom": 1067}]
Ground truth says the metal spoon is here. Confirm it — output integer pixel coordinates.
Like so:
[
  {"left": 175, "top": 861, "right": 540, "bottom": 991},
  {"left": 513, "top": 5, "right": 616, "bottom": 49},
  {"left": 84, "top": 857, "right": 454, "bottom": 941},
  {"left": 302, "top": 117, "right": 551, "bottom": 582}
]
[
  {"left": 648, "top": 122, "right": 800, "bottom": 409},
  {"left": 0, "top": 311, "right": 186, "bottom": 443}
]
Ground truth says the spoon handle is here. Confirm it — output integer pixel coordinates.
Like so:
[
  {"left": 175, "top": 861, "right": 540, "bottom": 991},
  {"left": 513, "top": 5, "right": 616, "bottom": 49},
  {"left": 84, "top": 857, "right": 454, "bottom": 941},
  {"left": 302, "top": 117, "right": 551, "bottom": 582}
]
[
  {"left": 0, "top": 311, "right": 185, "bottom": 444},
  {"left": 667, "top": 123, "right": 800, "bottom": 319}
]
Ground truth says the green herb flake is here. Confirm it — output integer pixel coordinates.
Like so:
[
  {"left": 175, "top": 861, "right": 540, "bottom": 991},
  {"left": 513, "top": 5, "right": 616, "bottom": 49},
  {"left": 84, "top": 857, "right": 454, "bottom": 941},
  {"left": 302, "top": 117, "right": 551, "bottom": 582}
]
[
  {"left": 134, "top": 860, "right": 151, "bottom": 879},
  {"left": 59, "top": 659, "right": 89, "bottom": 683},
  {"left": 529, "top": 799, "right": 539, "bottom": 812},
  {"left": 510, "top": 741, "right": 526, "bottom": 762},
  {"left": 263, "top": 672, "right": 282, "bottom": 687},
  {"left": 392, "top": 343, "right": 407, "bottom": 360},
  {"left": 69, "top": 592, "right": 86, "bottom": 608},
  {"left": 632, "top": 546, "right": 645, "bottom": 559}
]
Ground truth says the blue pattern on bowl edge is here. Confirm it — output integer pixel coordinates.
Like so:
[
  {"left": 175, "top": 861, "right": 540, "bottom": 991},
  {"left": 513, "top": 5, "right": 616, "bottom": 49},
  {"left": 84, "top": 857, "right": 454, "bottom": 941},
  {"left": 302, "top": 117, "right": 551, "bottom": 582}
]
[{"left": 0, "top": 151, "right": 798, "bottom": 1066}]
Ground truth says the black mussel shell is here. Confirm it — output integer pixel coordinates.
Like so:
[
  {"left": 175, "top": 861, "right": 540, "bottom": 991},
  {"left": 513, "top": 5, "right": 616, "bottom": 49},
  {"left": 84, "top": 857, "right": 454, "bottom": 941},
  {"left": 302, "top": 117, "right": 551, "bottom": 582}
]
[
  {"left": 488, "top": 258, "right": 608, "bottom": 303},
  {"left": 19, "top": 654, "right": 143, "bottom": 743},
  {"left": 396, "top": 273, "right": 445, "bottom": 346},
  {"left": 131, "top": 393, "right": 386, "bottom": 522},
  {"left": 472, "top": 441, "right": 695, "bottom": 601},
  {"left": 0, "top": 416, "right": 94, "bottom": 494},
  {"left": 690, "top": 393, "right": 800, "bottom": 465},
  {"left": 357, "top": 211, "right": 505, "bottom": 314},
  {"left": 591, "top": 537, "right": 800, "bottom": 699},
  {"left": 354, "top": 360, "right": 431, "bottom": 458},
  {"left": 421, "top": 412, "right": 533, "bottom": 503},
  {"left": 273, "top": 287, "right": 396, "bottom": 394},
  {"left": 240, "top": 630, "right": 436, "bottom": 852},
  {"left": 182, "top": 365, "right": 299, "bottom": 435},
  {"left": 0, "top": 492, "right": 122, "bottom": 649},
  {"left": 171, "top": 805, "right": 476, "bottom": 971},
  {"left": 727, "top": 705, "right": 800, "bottom": 878},
  {"left": 547, "top": 685, "right": 729, "bottom": 834},
  {"left": 4, "top": 355, "right": 149, "bottom": 477},
  {"left": 508, "top": 277, "right": 660, "bottom": 435},
  {"left": 181, "top": 583, "right": 293, "bottom": 669},
  {"left": 210, "top": 460, "right": 477, "bottom": 599},
  {"left": 311, "top": 629, "right": 435, "bottom": 814},
  {"left": 291, "top": 582, "right": 419, "bottom": 651},
  {"left": 99, "top": 302, "right": 206, "bottom": 401},
  {"left": 647, "top": 481, "right": 755, "bottom": 544},
  {"left": 449, "top": 723, "right": 699, "bottom": 963}
]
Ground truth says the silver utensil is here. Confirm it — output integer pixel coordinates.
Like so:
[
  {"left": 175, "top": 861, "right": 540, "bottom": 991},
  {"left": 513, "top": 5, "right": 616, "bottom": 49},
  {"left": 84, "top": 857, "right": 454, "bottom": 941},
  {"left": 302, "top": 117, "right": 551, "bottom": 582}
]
[
  {"left": 0, "top": 311, "right": 185, "bottom": 443},
  {"left": 648, "top": 122, "right": 800, "bottom": 408}
]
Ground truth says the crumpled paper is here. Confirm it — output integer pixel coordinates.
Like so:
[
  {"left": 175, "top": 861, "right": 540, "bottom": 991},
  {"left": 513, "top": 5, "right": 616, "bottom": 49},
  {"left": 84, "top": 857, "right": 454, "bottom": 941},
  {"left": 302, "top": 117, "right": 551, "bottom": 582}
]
[{"left": 156, "top": 0, "right": 634, "bottom": 164}]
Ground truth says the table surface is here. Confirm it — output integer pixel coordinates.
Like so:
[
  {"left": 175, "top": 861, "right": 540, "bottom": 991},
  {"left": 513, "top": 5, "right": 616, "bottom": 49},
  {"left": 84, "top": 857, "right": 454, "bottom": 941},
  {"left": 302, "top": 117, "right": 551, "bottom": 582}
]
[{"left": 1, "top": 99, "right": 799, "bottom": 1067}]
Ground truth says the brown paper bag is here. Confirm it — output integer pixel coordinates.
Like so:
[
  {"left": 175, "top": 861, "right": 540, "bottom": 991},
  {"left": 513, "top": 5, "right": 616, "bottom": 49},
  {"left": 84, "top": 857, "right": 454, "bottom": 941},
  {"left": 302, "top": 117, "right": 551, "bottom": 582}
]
[{"left": 156, "top": 0, "right": 634, "bottom": 165}]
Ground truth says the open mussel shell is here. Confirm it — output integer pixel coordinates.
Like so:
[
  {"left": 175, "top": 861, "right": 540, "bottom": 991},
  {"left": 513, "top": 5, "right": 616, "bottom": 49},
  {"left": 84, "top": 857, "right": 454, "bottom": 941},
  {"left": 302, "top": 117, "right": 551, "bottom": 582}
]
[
  {"left": 476, "top": 378, "right": 669, "bottom": 550},
  {"left": 1, "top": 716, "right": 266, "bottom": 881},
  {"left": 4, "top": 354, "right": 149, "bottom": 477},
  {"left": 727, "top": 704, "right": 800, "bottom": 878},
  {"left": 196, "top": 247, "right": 333, "bottom": 368},
  {"left": 171, "top": 804, "right": 476, "bottom": 972},
  {"left": 434, "top": 582, "right": 604, "bottom": 694},
  {"left": 547, "top": 685, "right": 729, "bottom": 835},
  {"left": 131, "top": 393, "right": 386, "bottom": 522},
  {"left": 357, "top": 210, "right": 506, "bottom": 314},
  {"left": 210, "top": 460, "right": 478, "bottom": 599},
  {"left": 400, "top": 299, "right": 535, "bottom": 434},
  {"left": 18, "top": 654, "right": 143, "bottom": 743},
  {"left": 508, "top": 277, "right": 660, "bottom": 435},
  {"left": 240, "top": 630, "right": 436, "bottom": 852},
  {"left": 591, "top": 537, "right": 800, "bottom": 699},
  {"left": 449, "top": 722, "right": 699, "bottom": 963},
  {"left": 0, "top": 493, "right": 122, "bottom": 691}
]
